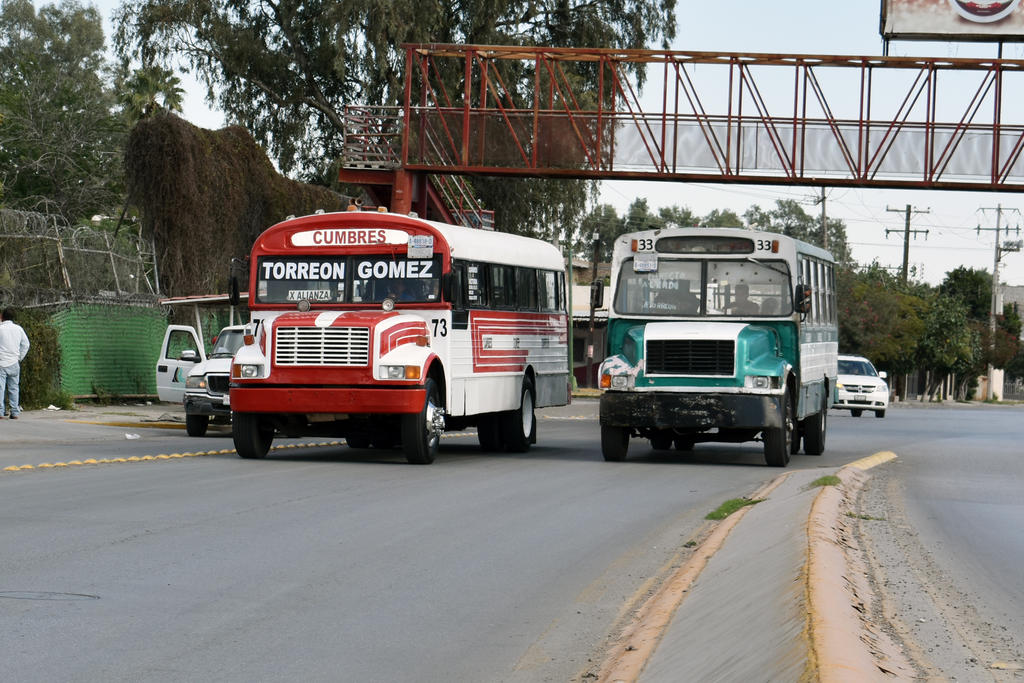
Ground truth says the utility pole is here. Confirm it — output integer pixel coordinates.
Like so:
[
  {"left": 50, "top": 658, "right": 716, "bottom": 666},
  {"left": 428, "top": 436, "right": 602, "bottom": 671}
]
[
  {"left": 814, "top": 187, "right": 828, "bottom": 250},
  {"left": 977, "top": 204, "right": 1022, "bottom": 400},
  {"left": 885, "top": 205, "right": 930, "bottom": 284}
]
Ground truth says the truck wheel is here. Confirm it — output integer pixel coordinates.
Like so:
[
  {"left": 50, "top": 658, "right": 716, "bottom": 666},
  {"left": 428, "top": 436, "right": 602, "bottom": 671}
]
[
  {"left": 502, "top": 376, "right": 535, "bottom": 453},
  {"left": 185, "top": 414, "right": 209, "bottom": 437},
  {"left": 601, "top": 425, "right": 629, "bottom": 461},
  {"left": 402, "top": 378, "right": 443, "bottom": 464},
  {"left": 477, "top": 413, "right": 503, "bottom": 452},
  {"left": 851, "top": 409, "right": 863, "bottom": 417},
  {"left": 233, "top": 412, "right": 273, "bottom": 459},
  {"left": 674, "top": 437, "right": 694, "bottom": 452},
  {"left": 763, "top": 390, "right": 793, "bottom": 467},
  {"left": 875, "top": 410, "right": 886, "bottom": 418}
]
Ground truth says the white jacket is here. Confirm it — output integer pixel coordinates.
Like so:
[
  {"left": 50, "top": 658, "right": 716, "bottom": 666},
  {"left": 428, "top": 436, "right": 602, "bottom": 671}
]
[{"left": 0, "top": 320, "right": 30, "bottom": 367}]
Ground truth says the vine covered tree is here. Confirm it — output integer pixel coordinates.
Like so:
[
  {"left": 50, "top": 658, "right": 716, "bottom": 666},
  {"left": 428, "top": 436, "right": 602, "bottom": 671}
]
[{"left": 112, "top": 0, "right": 677, "bottom": 237}]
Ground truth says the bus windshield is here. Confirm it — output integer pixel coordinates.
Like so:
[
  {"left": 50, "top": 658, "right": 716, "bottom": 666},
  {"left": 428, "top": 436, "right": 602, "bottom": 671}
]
[
  {"left": 614, "top": 258, "right": 792, "bottom": 317},
  {"left": 255, "top": 255, "right": 442, "bottom": 305}
]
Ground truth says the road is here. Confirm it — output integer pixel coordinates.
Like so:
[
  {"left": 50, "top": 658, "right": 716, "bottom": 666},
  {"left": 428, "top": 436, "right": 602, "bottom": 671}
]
[
  {"left": 848, "top": 404, "right": 1024, "bottom": 680},
  {"left": 1, "top": 401, "right": 1022, "bottom": 681}
]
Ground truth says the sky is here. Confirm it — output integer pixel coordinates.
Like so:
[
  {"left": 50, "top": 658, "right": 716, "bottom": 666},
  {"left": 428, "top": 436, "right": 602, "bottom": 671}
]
[{"left": 87, "top": 0, "right": 1024, "bottom": 286}]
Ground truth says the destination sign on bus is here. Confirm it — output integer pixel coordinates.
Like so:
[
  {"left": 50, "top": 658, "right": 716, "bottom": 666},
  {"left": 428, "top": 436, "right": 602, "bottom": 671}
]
[{"left": 291, "top": 228, "right": 409, "bottom": 247}]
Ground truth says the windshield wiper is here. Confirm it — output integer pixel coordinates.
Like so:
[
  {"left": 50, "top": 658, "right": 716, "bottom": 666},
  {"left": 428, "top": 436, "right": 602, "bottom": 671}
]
[{"left": 745, "top": 256, "right": 790, "bottom": 279}]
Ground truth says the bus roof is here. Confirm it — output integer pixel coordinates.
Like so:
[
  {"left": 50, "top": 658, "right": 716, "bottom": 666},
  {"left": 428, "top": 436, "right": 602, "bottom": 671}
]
[
  {"left": 612, "top": 226, "right": 835, "bottom": 263},
  {"left": 259, "top": 210, "right": 565, "bottom": 271}
]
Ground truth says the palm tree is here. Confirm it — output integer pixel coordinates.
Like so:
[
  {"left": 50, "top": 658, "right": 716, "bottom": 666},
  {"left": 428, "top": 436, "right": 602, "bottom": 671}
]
[{"left": 119, "top": 65, "right": 185, "bottom": 122}]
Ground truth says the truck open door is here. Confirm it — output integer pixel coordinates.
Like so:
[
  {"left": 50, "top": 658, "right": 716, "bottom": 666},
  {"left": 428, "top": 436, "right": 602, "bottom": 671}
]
[{"left": 156, "top": 325, "right": 206, "bottom": 403}]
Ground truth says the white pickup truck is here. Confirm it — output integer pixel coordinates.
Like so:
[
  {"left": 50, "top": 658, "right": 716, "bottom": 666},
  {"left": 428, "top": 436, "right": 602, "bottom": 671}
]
[{"left": 155, "top": 324, "right": 247, "bottom": 436}]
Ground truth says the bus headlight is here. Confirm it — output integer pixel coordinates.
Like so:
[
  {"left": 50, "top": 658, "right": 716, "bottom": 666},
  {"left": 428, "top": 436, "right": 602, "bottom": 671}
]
[
  {"left": 233, "top": 363, "right": 263, "bottom": 379},
  {"left": 601, "top": 373, "right": 632, "bottom": 390},
  {"left": 379, "top": 365, "right": 421, "bottom": 380},
  {"left": 185, "top": 375, "right": 207, "bottom": 389},
  {"left": 744, "top": 375, "right": 775, "bottom": 390}
]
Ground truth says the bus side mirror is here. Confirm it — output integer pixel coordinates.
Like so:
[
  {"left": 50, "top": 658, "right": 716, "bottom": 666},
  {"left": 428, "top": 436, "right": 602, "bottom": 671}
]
[
  {"left": 590, "top": 280, "right": 604, "bottom": 308},
  {"left": 795, "top": 284, "right": 812, "bottom": 314}
]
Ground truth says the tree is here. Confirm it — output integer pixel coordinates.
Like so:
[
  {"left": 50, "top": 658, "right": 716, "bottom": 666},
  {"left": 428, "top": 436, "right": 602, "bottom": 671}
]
[
  {"left": 701, "top": 208, "right": 743, "bottom": 227},
  {"left": 0, "top": 0, "right": 124, "bottom": 224},
  {"left": 117, "top": 65, "right": 185, "bottom": 123},
  {"left": 939, "top": 266, "right": 990, "bottom": 321},
  {"left": 836, "top": 263, "right": 927, "bottom": 399},
  {"left": 112, "top": 0, "right": 677, "bottom": 237},
  {"left": 916, "top": 294, "right": 979, "bottom": 400}
]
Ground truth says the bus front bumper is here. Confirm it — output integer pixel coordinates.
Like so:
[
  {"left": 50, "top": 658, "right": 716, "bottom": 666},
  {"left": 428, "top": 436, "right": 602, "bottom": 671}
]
[
  {"left": 600, "top": 391, "right": 783, "bottom": 430},
  {"left": 229, "top": 385, "right": 426, "bottom": 415}
]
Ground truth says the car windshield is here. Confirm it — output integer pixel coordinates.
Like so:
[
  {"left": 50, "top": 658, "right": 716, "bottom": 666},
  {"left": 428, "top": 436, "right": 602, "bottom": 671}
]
[
  {"left": 613, "top": 258, "right": 792, "bottom": 317},
  {"left": 838, "top": 359, "right": 877, "bottom": 376},
  {"left": 210, "top": 330, "right": 245, "bottom": 358}
]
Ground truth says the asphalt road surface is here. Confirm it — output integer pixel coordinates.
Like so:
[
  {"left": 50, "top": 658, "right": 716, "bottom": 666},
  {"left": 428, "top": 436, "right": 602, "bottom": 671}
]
[{"left": 1, "top": 400, "right": 1021, "bottom": 681}]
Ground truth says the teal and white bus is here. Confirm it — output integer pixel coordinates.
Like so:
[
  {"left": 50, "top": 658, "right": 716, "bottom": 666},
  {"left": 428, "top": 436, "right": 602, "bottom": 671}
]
[{"left": 597, "top": 227, "right": 837, "bottom": 466}]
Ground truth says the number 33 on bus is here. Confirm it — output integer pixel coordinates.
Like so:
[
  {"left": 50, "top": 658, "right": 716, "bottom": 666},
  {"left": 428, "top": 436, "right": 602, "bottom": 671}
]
[{"left": 228, "top": 207, "right": 570, "bottom": 464}]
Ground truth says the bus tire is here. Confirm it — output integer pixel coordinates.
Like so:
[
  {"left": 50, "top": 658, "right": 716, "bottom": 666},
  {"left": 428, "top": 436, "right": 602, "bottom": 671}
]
[
  {"left": 650, "top": 432, "right": 673, "bottom": 450},
  {"left": 503, "top": 376, "right": 535, "bottom": 453},
  {"left": 477, "top": 413, "right": 503, "bottom": 452},
  {"left": 233, "top": 412, "right": 273, "bottom": 459},
  {"left": 803, "top": 400, "right": 827, "bottom": 456},
  {"left": 185, "top": 414, "right": 209, "bottom": 437},
  {"left": 764, "top": 391, "right": 793, "bottom": 467},
  {"left": 601, "top": 425, "right": 630, "bottom": 461},
  {"left": 402, "top": 378, "right": 442, "bottom": 464}
]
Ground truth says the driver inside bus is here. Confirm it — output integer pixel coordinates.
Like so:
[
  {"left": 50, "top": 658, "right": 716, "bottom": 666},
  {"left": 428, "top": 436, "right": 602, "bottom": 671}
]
[
  {"left": 388, "top": 279, "right": 420, "bottom": 302},
  {"left": 728, "top": 283, "right": 760, "bottom": 315}
]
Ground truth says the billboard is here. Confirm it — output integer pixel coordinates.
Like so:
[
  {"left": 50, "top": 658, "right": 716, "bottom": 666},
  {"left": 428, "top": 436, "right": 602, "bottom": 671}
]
[{"left": 882, "top": 0, "right": 1024, "bottom": 41}]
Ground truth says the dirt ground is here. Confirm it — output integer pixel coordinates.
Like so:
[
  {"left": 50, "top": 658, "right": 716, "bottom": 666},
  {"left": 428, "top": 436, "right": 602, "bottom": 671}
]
[{"left": 852, "top": 468, "right": 1024, "bottom": 681}]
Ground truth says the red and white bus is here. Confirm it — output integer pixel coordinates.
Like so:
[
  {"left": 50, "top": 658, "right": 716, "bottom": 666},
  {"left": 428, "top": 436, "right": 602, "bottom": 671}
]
[{"left": 228, "top": 208, "right": 570, "bottom": 464}]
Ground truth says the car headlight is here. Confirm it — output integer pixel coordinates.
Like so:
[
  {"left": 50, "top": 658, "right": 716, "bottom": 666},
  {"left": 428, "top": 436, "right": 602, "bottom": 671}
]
[
  {"left": 185, "top": 376, "right": 207, "bottom": 389},
  {"left": 379, "top": 365, "right": 421, "bottom": 380},
  {"left": 836, "top": 381, "right": 844, "bottom": 390},
  {"left": 232, "top": 363, "right": 263, "bottom": 379}
]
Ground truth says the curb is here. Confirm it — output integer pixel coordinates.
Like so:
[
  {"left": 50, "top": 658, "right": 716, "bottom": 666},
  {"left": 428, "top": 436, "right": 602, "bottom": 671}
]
[{"left": 806, "top": 451, "right": 916, "bottom": 682}]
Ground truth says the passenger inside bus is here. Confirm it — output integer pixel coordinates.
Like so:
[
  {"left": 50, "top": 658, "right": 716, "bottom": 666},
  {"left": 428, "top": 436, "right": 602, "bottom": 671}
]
[
  {"left": 729, "top": 284, "right": 760, "bottom": 315},
  {"left": 672, "top": 279, "right": 701, "bottom": 314}
]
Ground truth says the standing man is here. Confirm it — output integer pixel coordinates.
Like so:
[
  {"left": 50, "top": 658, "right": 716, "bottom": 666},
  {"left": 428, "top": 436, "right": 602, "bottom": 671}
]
[{"left": 0, "top": 307, "right": 31, "bottom": 419}]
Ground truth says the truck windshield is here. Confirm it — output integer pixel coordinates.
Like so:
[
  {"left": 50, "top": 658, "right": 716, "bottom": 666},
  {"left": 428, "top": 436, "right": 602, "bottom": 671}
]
[
  {"left": 211, "top": 330, "right": 245, "bottom": 357},
  {"left": 614, "top": 258, "right": 792, "bottom": 317}
]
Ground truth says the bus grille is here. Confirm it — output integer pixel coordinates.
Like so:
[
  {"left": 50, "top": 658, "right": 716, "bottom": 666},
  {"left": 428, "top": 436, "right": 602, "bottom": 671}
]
[
  {"left": 645, "top": 339, "right": 735, "bottom": 375},
  {"left": 274, "top": 326, "right": 370, "bottom": 366}
]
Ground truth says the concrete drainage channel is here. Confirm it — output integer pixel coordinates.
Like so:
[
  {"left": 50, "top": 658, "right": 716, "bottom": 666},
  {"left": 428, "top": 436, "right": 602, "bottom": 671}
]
[{"left": 589, "top": 452, "right": 904, "bottom": 683}]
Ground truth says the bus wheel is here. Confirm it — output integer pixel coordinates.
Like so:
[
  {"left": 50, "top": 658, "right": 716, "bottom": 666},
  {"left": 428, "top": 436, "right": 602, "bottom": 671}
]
[
  {"left": 650, "top": 432, "right": 672, "bottom": 450},
  {"left": 674, "top": 437, "right": 694, "bottom": 451},
  {"left": 402, "top": 378, "right": 443, "bottom": 464},
  {"left": 803, "top": 399, "right": 827, "bottom": 456},
  {"left": 763, "top": 391, "right": 793, "bottom": 467},
  {"left": 601, "top": 425, "right": 629, "bottom": 461},
  {"left": 346, "top": 434, "right": 370, "bottom": 449},
  {"left": 502, "top": 377, "right": 535, "bottom": 453},
  {"left": 186, "top": 414, "right": 209, "bottom": 437},
  {"left": 234, "top": 412, "right": 273, "bottom": 459},
  {"left": 477, "top": 413, "right": 503, "bottom": 452}
]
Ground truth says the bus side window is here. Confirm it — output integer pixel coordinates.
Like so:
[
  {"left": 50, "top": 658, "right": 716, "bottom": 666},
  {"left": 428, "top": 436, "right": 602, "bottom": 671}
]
[
  {"left": 538, "top": 270, "right": 558, "bottom": 311},
  {"left": 518, "top": 267, "right": 538, "bottom": 310},
  {"left": 490, "top": 264, "right": 515, "bottom": 309},
  {"left": 466, "top": 262, "right": 485, "bottom": 308}
]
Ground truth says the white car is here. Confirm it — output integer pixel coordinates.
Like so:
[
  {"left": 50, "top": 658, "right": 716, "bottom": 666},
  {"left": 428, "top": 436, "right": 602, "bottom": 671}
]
[
  {"left": 834, "top": 354, "right": 889, "bottom": 418},
  {"left": 183, "top": 326, "right": 247, "bottom": 436}
]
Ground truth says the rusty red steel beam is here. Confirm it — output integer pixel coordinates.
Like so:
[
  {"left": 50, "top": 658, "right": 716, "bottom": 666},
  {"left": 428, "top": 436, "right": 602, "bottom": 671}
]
[{"left": 390, "top": 44, "right": 1024, "bottom": 192}]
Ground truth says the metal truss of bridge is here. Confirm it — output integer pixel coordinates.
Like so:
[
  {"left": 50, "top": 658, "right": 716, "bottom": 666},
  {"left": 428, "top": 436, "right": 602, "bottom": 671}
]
[{"left": 339, "top": 44, "right": 1024, "bottom": 222}]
